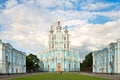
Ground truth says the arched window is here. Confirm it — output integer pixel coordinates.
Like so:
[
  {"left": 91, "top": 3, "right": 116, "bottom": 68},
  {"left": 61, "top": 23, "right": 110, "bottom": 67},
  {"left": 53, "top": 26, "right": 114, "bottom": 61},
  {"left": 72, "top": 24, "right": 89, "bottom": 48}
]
[
  {"left": 64, "top": 37, "right": 66, "bottom": 40},
  {"left": 52, "top": 44, "right": 54, "bottom": 48},
  {"left": 64, "top": 44, "right": 66, "bottom": 48},
  {"left": 52, "top": 37, "right": 54, "bottom": 40}
]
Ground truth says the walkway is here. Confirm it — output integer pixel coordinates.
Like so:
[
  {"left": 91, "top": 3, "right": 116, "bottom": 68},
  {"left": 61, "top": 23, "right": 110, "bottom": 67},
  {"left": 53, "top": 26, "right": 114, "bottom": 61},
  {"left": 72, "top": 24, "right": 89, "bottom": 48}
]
[
  {"left": 79, "top": 72, "right": 120, "bottom": 80},
  {"left": 0, "top": 73, "right": 41, "bottom": 80}
]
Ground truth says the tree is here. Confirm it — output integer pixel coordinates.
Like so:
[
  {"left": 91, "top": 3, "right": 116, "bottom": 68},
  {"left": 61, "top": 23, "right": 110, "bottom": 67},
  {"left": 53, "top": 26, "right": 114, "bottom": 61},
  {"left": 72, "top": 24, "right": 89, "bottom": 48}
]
[
  {"left": 26, "top": 54, "right": 40, "bottom": 73},
  {"left": 80, "top": 52, "right": 93, "bottom": 72}
]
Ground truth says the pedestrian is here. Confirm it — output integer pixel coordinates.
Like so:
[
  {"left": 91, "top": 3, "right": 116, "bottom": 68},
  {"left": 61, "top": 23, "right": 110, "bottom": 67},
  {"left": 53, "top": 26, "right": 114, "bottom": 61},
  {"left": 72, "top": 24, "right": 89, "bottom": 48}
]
[{"left": 61, "top": 71, "right": 62, "bottom": 75}]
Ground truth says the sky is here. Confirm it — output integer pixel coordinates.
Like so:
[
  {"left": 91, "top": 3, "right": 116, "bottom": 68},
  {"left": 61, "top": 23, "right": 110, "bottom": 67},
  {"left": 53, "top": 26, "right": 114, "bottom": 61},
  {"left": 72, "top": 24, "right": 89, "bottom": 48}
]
[{"left": 0, "top": 0, "right": 120, "bottom": 59}]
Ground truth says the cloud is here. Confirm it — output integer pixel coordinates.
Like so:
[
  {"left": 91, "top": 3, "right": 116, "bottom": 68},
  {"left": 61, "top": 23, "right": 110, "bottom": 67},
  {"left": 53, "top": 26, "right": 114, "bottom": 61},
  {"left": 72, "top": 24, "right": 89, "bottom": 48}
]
[
  {"left": 70, "top": 20, "right": 120, "bottom": 58},
  {"left": 0, "top": 0, "right": 120, "bottom": 59},
  {"left": 95, "top": 10, "right": 120, "bottom": 20},
  {"left": 81, "top": 2, "right": 115, "bottom": 11}
]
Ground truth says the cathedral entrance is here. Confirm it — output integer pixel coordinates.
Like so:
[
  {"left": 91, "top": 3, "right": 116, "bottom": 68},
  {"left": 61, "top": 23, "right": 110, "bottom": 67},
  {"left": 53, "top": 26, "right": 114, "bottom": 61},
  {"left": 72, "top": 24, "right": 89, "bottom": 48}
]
[{"left": 57, "top": 63, "right": 61, "bottom": 71}]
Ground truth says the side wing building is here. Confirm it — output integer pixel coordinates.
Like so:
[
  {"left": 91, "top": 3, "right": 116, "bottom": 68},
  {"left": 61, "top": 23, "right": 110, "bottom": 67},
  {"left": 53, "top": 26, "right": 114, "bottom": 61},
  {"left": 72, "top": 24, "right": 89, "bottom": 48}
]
[
  {"left": 0, "top": 40, "right": 26, "bottom": 74},
  {"left": 93, "top": 39, "right": 120, "bottom": 74}
]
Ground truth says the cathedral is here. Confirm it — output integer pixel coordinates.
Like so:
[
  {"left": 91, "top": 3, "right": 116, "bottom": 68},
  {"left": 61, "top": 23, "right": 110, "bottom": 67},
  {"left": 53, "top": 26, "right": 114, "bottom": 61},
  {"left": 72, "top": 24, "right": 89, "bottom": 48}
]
[{"left": 39, "top": 21, "right": 80, "bottom": 72}]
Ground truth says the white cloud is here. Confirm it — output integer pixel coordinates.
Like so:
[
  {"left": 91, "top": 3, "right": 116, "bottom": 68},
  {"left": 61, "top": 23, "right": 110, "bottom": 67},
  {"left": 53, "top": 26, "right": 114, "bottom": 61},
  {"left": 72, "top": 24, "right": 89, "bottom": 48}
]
[
  {"left": 81, "top": 2, "right": 115, "bottom": 11},
  {"left": 70, "top": 20, "right": 120, "bottom": 52},
  {"left": 0, "top": 0, "right": 120, "bottom": 59},
  {"left": 95, "top": 10, "right": 120, "bottom": 20},
  {"left": 62, "top": 20, "right": 87, "bottom": 26},
  {"left": 5, "top": 0, "right": 18, "bottom": 9}
]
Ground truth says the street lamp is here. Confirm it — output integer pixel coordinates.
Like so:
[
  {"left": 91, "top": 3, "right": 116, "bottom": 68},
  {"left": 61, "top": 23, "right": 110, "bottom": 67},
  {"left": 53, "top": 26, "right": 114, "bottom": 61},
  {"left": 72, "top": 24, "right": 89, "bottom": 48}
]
[
  {"left": 109, "top": 62, "right": 113, "bottom": 75},
  {"left": 8, "top": 62, "right": 10, "bottom": 75},
  {"left": 23, "top": 65, "right": 25, "bottom": 73}
]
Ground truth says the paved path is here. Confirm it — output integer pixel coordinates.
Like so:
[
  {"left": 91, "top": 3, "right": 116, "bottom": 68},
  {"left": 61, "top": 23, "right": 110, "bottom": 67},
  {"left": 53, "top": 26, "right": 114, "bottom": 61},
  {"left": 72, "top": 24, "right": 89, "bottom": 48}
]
[
  {"left": 0, "top": 72, "right": 120, "bottom": 80},
  {"left": 0, "top": 73, "right": 41, "bottom": 80},
  {"left": 79, "top": 72, "right": 120, "bottom": 80}
]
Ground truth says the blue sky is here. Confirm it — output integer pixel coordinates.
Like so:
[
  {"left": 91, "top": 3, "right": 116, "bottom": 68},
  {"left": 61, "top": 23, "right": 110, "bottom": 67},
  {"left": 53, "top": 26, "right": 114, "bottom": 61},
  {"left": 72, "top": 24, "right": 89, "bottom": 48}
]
[{"left": 0, "top": 0, "right": 120, "bottom": 59}]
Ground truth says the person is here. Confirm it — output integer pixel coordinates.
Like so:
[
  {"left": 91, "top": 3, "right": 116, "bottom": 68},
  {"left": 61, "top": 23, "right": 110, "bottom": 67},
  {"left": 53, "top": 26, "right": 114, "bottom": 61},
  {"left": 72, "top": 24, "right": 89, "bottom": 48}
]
[{"left": 60, "top": 71, "right": 62, "bottom": 75}]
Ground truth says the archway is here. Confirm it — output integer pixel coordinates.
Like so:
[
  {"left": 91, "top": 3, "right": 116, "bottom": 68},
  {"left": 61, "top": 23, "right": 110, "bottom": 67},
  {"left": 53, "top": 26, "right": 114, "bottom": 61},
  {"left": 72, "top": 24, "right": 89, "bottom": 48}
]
[{"left": 57, "top": 63, "right": 61, "bottom": 71}]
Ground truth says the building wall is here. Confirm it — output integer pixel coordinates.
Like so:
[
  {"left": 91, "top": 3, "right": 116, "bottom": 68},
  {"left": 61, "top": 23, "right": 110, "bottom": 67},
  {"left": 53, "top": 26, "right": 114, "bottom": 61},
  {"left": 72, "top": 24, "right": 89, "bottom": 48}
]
[
  {"left": 0, "top": 40, "right": 26, "bottom": 74},
  {"left": 93, "top": 39, "right": 120, "bottom": 73}
]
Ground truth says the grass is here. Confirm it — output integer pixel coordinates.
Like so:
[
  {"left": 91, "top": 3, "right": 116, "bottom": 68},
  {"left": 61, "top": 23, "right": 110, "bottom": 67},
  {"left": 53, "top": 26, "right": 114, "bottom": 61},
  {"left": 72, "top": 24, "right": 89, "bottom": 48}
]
[{"left": 10, "top": 72, "right": 110, "bottom": 80}]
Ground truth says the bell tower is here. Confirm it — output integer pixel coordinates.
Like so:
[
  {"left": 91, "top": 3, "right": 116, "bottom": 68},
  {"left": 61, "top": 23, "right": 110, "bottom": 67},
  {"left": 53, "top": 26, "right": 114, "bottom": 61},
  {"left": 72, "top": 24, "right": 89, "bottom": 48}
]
[
  {"left": 64, "top": 26, "right": 70, "bottom": 50},
  {"left": 49, "top": 25, "right": 55, "bottom": 50}
]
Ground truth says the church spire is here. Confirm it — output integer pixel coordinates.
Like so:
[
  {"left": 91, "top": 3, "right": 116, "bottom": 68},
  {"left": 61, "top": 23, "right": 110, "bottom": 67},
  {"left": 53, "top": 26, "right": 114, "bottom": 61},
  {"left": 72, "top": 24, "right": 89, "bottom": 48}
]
[
  {"left": 56, "top": 21, "right": 61, "bottom": 32},
  {"left": 64, "top": 26, "right": 68, "bottom": 33},
  {"left": 49, "top": 25, "right": 54, "bottom": 33}
]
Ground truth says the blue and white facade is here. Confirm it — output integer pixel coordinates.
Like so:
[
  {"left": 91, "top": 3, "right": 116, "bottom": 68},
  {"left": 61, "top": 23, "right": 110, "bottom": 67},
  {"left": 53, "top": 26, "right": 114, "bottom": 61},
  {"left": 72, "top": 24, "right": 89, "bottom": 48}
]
[
  {"left": 39, "top": 21, "right": 80, "bottom": 72},
  {"left": 93, "top": 39, "right": 120, "bottom": 73},
  {"left": 0, "top": 40, "right": 26, "bottom": 74}
]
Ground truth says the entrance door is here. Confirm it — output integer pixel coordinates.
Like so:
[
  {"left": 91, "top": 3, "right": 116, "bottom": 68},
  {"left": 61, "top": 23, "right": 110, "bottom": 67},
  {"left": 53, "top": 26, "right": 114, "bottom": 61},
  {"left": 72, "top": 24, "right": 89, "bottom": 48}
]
[{"left": 57, "top": 63, "right": 61, "bottom": 71}]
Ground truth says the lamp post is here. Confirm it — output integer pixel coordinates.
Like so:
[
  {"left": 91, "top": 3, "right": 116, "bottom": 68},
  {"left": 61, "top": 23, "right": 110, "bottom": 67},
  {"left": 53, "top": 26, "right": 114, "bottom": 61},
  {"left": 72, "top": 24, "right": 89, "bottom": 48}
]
[
  {"left": 7, "top": 62, "right": 10, "bottom": 76},
  {"left": 23, "top": 65, "right": 25, "bottom": 73},
  {"left": 109, "top": 62, "right": 113, "bottom": 75},
  {"left": 109, "top": 55, "right": 114, "bottom": 75}
]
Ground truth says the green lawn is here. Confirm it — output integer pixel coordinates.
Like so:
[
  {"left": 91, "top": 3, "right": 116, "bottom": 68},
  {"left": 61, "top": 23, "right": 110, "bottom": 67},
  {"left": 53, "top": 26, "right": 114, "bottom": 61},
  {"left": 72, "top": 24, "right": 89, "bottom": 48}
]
[{"left": 10, "top": 72, "right": 110, "bottom": 80}]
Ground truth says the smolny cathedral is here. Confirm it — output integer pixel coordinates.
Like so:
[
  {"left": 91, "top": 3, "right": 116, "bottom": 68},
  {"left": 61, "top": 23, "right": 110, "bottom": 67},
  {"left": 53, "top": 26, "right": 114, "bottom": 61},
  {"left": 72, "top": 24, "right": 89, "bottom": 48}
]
[{"left": 39, "top": 21, "right": 80, "bottom": 72}]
